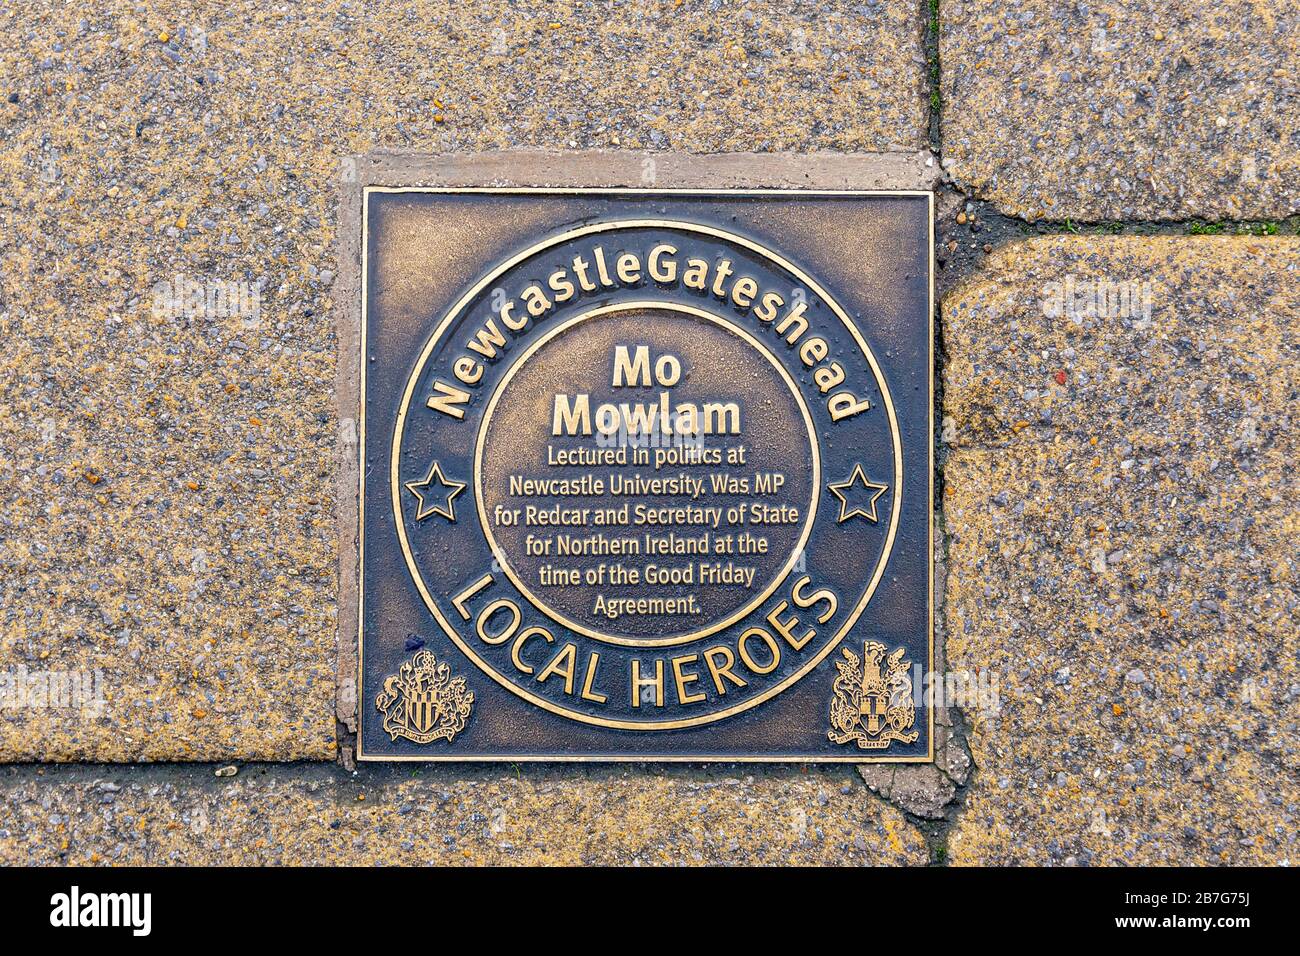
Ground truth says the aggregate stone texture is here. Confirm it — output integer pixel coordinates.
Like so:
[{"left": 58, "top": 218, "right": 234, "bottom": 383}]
[
  {"left": 0, "top": 1, "right": 929, "bottom": 761},
  {"left": 0, "top": 764, "right": 930, "bottom": 865},
  {"left": 942, "top": 237, "right": 1299, "bottom": 864},
  {"left": 941, "top": 1, "right": 1300, "bottom": 221}
]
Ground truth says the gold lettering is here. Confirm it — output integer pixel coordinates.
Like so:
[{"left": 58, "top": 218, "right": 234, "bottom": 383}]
[
  {"left": 701, "top": 401, "right": 741, "bottom": 434},
  {"left": 511, "top": 626, "right": 553, "bottom": 675},
  {"left": 731, "top": 276, "right": 758, "bottom": 308},
  {"left": 766, "top": 600, "right": 814, "bottom": 652},
  {"left": 648, "top": 243, "right": 678, "bottom": 283},
  {"left": 613, "top": 345, "right": 651, "bottom": 387},
  {"left": 799, "top": 336, "right": 829, "bottom": 366},
  {"left": 703, "top": 645, "right": 747, "bottom": 695},
  {"left": 427, "top": 379, "right": 471, "bottom": 419},
  {"left": 451, "top": 573, "right": 494, "bottom": 619},
  {"left": 754, "top": 291, "right": 784, "bottom": 323},
  {"left": 453, "top": 357, "right": 483, "bottom": 386},
  {"left": 500, "top": 300, "right": 527, "bottom": 332},
  {"left": 792, "top": 575, "right": 837, "bottom": 623},
  {"left": 537, "top": 642, "right": 578, "bottom": 694},
  {"left": 521, "top": 284, "right": 552, "bottom": 318},
  {"left": 467, "top": 317, "right": 509, "bottom": 358},
  {"left": 813, "top": 362, "right": 846, "bottom": 394},
  {"left": 592, "top": 246, "right": 615, "bottom": 287},
  {"left": 738, "top": 627, "right": 780, "bottom": 675},
  {"left": 828, "top": 391, "right": 872, "bottom": 421},
  {"left": 630, "top": 658, "right": 664, "bottom": 708},
  {"left": 774, "top": 301, "right": 808, "bottom": 344},
  {"left": 616, "top": 252, "right": 642, "bottom": 285},
  {"left": 581, "top": 652, "right": 607, "bottom": 703},
  {"left": 671, "top": 654, "right": 706, "bottom": 705},
  {"left": 548, "top": 268, "right": 575, "bottom": 302},
  {"left": 711, "top": 259, "right": 734, "bottom": 298},
  {"left": 476, "top": 598, "right": 520, "bottom": 645},
  {"left": 682, "top": 258, "right": 708, "bottom": 290},
  {"left": 553, "top": 393, "right": 591, "bottom": 435},
  {"left": 573, "top": 255, "right": 597, "bottom": 292}
]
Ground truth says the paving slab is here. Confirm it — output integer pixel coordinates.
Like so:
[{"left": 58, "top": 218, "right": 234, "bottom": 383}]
[
  {"left": 0, "top": 2, "right": 929, "bottom": 761},
  {"left": 941, "top": 1, "right": 1300, "bottom": 221},
  {"left": 942, "top": 237, "right": 1299, "bottom": 864},
  {"left": 0, "top": 763, "right": 929, "bottom": 865}
]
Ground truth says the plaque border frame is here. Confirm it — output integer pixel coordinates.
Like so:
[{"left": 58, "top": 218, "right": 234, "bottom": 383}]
[{"left": 337, "top": 152, "right": 935, "bottom": 763}]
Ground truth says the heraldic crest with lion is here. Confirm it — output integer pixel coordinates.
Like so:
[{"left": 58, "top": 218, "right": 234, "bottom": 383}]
[
  {"left": 376, "top": 649, "right": 474, "bottom": 745},
  {"left": 828, "top": 641, "right": 918, "bottom": 750}
]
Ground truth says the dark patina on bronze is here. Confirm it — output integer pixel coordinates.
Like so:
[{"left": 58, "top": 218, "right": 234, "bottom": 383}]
[{"left": 353, "top": 184, "right": 932, "bottom": 761}]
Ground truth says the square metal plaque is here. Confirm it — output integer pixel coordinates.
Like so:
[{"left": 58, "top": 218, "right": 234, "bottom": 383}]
[{"left": 346, "top": 159, "right": 932, "bottom": 761}]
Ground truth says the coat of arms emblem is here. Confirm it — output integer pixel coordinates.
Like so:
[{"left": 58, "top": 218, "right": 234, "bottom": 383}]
[
  {"left": 828, "top": 641, "right": 918, "bottom": 750},
  {"left": 376, "top": 649, "right": 474, "bottom": 745}
]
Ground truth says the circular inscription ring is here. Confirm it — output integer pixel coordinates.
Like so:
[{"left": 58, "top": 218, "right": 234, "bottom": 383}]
[
  {"left": 475, "top": 302, "right": 822, "bottom": 648},
  {"left": 392, "top": 220, "right": 902, "bottom": 730}
]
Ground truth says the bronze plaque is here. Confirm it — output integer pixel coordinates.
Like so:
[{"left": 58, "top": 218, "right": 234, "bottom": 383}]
[{"left": 354, "top": 186, "right": 932, "bottom": 761}]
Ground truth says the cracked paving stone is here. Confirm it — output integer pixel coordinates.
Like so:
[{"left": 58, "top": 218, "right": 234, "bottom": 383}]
[
  {"left": 937, "top": 726, "right": 972, "bottom": 786},
  {"left": 860, "top": 764, "right": 958, "bottom": 820}
]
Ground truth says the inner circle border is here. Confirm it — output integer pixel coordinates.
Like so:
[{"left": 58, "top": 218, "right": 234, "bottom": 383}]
[
  {"left": 389, "top": 218, "right": 904, "bottom": 731},
  {"left": 472, "top": 300, "right": 823, "bottom": 648}
]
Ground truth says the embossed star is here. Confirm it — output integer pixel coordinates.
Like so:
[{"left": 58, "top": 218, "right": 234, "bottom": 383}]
[
  {"left": 404, "top": 460, "right": 465, "bottom": 523},
  {"left": 828, "top": 464, "right": 889, "bottom": 524}
]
